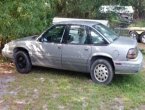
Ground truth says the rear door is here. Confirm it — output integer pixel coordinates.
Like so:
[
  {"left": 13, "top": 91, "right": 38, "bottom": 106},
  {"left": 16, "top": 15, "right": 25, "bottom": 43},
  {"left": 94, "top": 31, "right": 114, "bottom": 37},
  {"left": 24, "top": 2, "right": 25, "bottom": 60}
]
[{"left": 61, "top": 25, "right": 92, "bottom": 72}]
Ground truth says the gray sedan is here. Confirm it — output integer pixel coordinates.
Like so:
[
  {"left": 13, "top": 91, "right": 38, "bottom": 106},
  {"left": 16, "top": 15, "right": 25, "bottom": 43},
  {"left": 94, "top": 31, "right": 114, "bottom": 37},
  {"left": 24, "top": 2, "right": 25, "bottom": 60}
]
[{"left": 2, "top": 21, "right": 143, "bottom": 84}]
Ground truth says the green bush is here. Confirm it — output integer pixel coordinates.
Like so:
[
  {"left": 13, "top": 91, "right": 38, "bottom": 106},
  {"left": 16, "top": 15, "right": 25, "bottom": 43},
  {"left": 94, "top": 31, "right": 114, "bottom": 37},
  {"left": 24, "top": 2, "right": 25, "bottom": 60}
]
[
  {"left": 129, "top": 19, "right": 145, "bottom": 27},
  {"left": 0, "top": 0, "right": 53, "bottom": 40}
]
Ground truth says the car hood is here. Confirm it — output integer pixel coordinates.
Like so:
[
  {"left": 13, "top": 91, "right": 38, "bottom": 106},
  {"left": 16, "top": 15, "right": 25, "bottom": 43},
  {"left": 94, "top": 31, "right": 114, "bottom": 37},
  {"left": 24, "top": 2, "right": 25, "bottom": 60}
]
[
  {"left": 15, "top": 35, "right": 38, "bottom": 42},
  {"left": 112, "top": 36, "right": 137, "bottom": 47}
]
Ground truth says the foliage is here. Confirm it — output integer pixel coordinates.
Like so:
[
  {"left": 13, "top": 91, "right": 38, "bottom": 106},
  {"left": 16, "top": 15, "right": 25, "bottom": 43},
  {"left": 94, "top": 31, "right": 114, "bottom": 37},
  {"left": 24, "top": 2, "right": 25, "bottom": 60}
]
[
  {"left": 129, "top": 19, "right": 145, "bottom": 27},
  {"left": 0, "top": 0, "right": 55, "bottom": 50},
  {"left": 0, "top": 0, "right": 53, "bottom": 39},
  {"left": 0, "top": 0, "right": 145, "bottom": 46}
]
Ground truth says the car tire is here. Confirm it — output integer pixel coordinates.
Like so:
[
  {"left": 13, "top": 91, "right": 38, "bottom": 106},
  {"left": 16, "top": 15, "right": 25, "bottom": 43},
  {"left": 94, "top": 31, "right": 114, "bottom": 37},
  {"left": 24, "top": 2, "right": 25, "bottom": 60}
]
[
  {"left": 140, "top": 32, "right": 145, "bottom": 44},
  {"left": 129, "top": 31, "right": 139, "bottom": 42},
  {"left": 90, "top": 59, "right": 114, "bottom": 85},
  {"left": 14, "top": 51, "right": 32, "bottom": 73}
]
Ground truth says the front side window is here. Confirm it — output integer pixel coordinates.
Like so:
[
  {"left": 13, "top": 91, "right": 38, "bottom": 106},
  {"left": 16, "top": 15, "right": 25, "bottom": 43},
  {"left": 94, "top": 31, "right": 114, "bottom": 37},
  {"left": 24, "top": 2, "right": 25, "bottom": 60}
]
[
  {"left": 40, "top": 25, "right": 65, "bottom": 43},
  {"left": 66, "top": 25, "right": 88, "bottom": 44}
]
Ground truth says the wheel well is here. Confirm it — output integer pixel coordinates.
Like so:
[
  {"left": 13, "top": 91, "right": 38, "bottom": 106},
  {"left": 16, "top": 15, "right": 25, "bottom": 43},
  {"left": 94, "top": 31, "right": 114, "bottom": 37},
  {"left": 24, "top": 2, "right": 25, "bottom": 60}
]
[
  {"left": 90, "top": 56, "right": 115, "bottom": 72},
  {"left": 14, "top": 47, "right": 29, "bottom": 55}
]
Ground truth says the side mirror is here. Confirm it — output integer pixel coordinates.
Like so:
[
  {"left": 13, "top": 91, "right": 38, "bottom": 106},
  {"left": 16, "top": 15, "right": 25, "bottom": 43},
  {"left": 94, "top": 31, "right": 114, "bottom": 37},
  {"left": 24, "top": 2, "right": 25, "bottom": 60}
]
[{"left": 38, "top": 37, "right": 49, "bottom": 43}]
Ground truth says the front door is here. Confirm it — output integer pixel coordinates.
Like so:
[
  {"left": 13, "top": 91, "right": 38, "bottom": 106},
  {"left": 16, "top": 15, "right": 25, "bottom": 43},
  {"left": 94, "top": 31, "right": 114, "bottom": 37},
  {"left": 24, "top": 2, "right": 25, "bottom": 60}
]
[
  {"left": 33, "top": 25, "right": 66, "bottom": 68},
  {"left": 62, "top": 25, "right": 91, "bottom": 72}
]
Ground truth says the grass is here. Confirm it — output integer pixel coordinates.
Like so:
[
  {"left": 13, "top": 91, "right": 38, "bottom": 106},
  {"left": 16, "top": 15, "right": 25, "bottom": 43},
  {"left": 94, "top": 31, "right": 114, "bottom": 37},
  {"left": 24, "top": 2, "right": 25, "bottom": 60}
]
[
  {"left": 141, "top": 49, "right": 145, "bottom": 56},
  {"left": 0, "top": 44, "right": 145, "bottom": 110},
  {"left": 129, "top": 19, "right": 145, "bottom": 27},
  {"left": 3, "top": 68, "right": 145, "bottom": 110},
  {"left": 114, "top": 19, "right": 145, "bottom": 37}
]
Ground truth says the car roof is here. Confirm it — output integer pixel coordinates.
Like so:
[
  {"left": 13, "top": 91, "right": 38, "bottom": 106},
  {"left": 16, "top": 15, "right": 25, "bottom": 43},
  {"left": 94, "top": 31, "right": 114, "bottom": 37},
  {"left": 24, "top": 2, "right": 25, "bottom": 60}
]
[{"left": 54, "top": 20, "right": 100, "bottom": 27}]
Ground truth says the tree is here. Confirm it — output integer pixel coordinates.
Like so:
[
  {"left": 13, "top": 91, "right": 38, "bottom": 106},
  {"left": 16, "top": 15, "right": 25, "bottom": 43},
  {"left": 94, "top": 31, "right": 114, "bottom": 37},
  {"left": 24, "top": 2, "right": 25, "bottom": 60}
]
[
  {"left": 0, "top": 0, "right": 54, "bottom": 51},
  {"left": 1, "top": 0, "right": 145, "bottom": 52}
]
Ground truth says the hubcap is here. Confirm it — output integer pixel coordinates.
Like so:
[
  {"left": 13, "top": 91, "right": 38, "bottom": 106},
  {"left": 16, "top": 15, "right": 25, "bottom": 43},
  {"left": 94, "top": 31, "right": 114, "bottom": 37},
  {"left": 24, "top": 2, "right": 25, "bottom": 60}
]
[
  {"left": 94, "top": 64, "right": 109, "bottom": 82},
  {"left": 142, "top": 35, "right": 145, "bottom": 43},
  {"left": 130, "top": 32, "right": 137, "bottom": 40},
  {"left": 17, "top": 55, "right": 26, "bottom": 69},
  {"left": 130, "top": 33, "right": 136, "bottom": 38}
]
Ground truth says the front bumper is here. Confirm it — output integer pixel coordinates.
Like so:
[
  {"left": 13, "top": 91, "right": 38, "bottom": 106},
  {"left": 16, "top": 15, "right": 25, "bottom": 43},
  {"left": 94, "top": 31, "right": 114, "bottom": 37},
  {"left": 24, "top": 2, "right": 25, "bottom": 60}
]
[
  {"left": 115, "top": 51, "right": 144, "bottom": 74},
  {"left": 2, "top": 44, "right": 13, "bottom": 59}
]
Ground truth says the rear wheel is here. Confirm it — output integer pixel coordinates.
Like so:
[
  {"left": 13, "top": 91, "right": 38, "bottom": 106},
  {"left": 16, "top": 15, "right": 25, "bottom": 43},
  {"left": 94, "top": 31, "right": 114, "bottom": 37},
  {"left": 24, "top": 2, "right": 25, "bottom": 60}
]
[
  {"left": 14, "top": 51, "right": 32, "bottom": 73},
  {"left": 140, "top": 32, "right": 145, "bottom": 44},
  {"left": 90, "top": 59, "right": 114, "bottom": 85}
]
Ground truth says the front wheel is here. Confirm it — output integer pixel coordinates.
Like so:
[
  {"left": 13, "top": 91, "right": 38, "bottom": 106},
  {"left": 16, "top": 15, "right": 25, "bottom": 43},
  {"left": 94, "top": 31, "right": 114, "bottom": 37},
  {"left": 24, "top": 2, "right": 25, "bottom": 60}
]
[
  {"left": 14, "top": 51, "right": 32, "bottom": 73},
  {"left": 90, "top": 59, "right": 114, "bottom": 85}
]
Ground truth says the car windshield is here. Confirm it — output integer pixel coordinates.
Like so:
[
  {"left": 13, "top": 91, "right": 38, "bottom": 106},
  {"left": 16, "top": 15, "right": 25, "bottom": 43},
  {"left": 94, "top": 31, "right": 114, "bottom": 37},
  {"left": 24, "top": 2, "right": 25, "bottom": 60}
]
[{"left": 94, "top": 24, "right": 119, "bottom": 42}]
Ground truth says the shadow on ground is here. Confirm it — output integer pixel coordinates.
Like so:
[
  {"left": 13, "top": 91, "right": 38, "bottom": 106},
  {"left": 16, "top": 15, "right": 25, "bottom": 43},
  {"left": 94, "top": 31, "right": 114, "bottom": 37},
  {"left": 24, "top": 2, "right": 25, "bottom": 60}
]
[
  {"left": 31, "top": 66, "right": 144, "bottom": 86},
  {"left": 31, "top": 66, "right": 91, "bottom": 80}
]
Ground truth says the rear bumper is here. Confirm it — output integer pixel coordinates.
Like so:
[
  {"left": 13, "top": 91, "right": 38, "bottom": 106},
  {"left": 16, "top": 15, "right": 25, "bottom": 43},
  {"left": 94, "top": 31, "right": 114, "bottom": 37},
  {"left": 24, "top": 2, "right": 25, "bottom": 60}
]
[{"left": 115, "top": 51, "right": 144, "bottom": 74}]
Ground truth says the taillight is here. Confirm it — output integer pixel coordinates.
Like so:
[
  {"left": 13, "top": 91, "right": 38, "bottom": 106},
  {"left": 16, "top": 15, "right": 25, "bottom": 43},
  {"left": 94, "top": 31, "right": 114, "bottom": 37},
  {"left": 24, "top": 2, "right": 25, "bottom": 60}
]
[{"left": 127, "top": 48, "right": 138, "bottom": 59}]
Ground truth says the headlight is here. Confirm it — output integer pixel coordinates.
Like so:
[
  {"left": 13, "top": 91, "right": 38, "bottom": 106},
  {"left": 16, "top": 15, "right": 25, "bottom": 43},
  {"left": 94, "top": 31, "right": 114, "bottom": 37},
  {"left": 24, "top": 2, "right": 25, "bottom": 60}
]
[
  {"left": 3, "top": 44, "right": 9, "bottom": 50},
  {"left": 127, "top": 47, "right": 138, "bottom": 59},
  {"left": 4, "top": 41, "right": 15, "bottom": 50}
]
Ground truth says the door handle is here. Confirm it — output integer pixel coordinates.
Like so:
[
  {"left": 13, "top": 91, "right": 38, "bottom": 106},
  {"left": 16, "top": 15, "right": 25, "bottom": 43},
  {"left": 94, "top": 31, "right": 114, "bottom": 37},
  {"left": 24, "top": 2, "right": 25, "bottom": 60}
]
[
  {"left": 57, "top": 45, "right": 62, "bottom": 49},
  {"left": 84, "top": 48, "right": 89, "bottom": 51},
  {"left": 58, "top": 46, "right": 61, "bottom": 49}
]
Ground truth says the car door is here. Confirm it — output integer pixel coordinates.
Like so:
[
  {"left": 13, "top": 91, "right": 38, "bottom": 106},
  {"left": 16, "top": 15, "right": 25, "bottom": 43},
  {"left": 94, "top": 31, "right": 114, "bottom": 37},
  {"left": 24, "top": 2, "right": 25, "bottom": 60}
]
[
  {"left": 61, "top": 25, "right": 92, "bottom": 72},
  {"left": 32, "top": 25, "right": 66, "bottom": 68}
]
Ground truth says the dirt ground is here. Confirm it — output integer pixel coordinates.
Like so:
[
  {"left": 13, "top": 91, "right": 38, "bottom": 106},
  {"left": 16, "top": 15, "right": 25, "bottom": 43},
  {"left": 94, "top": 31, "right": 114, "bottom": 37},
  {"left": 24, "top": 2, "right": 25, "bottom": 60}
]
[
  {"left": 0, "top": 62, "right": 14, "bottom": 74},
  {"left": 139, "top": 43, "right": 145, "bottom": 50}
]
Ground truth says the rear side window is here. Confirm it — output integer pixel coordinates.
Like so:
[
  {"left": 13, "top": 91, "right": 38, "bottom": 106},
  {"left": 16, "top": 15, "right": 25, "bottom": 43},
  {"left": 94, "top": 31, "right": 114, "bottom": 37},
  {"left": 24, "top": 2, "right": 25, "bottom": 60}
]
[
  {"left": 94, "top": 24, "right": 118, "bottom": 42},
  {"left": 89, "top": 28, "right": 106, "bottom": 45}
]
